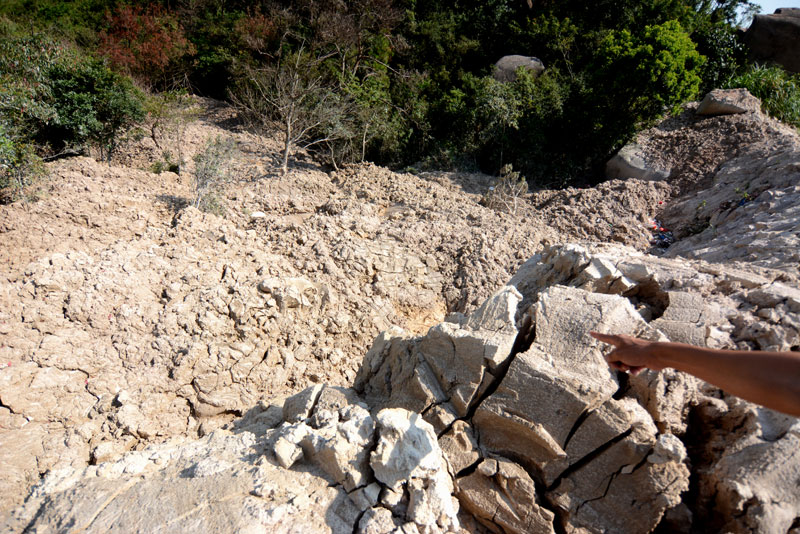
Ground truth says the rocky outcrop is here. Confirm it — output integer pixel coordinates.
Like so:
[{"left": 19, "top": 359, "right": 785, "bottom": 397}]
[
  {"left": 662, "top": 141, "right": 800, "bottom": 276},
  {"left": 6, "top": 243, "right": 800, "bottom": 533},
  {"left": 0, "top": 151, "right": 561, "bottom": 517},
  {"left": 696, "top": 88, "right": 761, "bottom": 116},
  {"left": 4, "top": 386, "right": 461, "bottom": 534},
  {"left": 355, "top": 243, "right": 800, "bottom": 533},
  {"left": 493, "top": 55, "right": 544, "bottom": 82},
  {"left": 3, "top": 95, "right": 800, "bottom": 534},
  {"left": 744, "top": 9, "right": 800, "bottom": 73}
]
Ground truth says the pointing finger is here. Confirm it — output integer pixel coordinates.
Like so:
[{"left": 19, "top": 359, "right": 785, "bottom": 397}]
[{"left": 590, "top": 331, "right": 619, "bottom": 346}]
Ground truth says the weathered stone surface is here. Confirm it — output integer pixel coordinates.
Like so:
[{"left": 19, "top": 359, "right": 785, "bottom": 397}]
[
  {"left": 355, "top": 327, "right": 448, "bottom": 417},
  {"left": 356, "top": 287, "right": 521, "bottom": 421},
  {"left": 370, "top": 408, "right": 460, "bottom": 533},
  {"left": 371, "top": 409, "right": 444, "bottom": 489},
  {"left": 548, "top": 414, "right": 689, "bottom": 534},
  {"left": 358, "top": 506, "right": 400, "bottom": 534},
  {"left": 456, "top": 457, "right": 556, "bottom": 534},
  {"left": 353, "top": 241, "right": 800, "bottom": 533},
  {"left": 744, "top": 11, "right": 800, "bottom": 73},
  {"left": 4, "top": 94, "right": 800, "bottom": 534},
  {"left": 627, "top": 368, "right": 699, "bottom": 435},
  {"left": 606, "top": 143, "right": 671, "bottom": 181},
  {"left": 438, "top": 420, "right": 481, "bottom": 476},
  {"left": 493, "top": 55, "right": 544, "bottom": 82},
  {"left": 301, "top": 401, "right": 375, "bottom": 491},
  {"left": 419, "top": 287, "right": 522, "bottom": 416},
  {"left": 348, "top": 481, "right": 381, "bottom": 511},
  {"left": 272, "top": 422, "right": 310, "bottom": 468},
  {"left": 283, "top": 384, "right": 323, "bottom": 423},
  {"left": 663, "top": 140, "right": 800, "bottom": 279},
  {"left": 2, "top": 427, "right": 361, "bottom": 534},
  {"left": 693, "top": 402, "right": 800, "bottom": 534},
  {"left": 473, "top": 286, "right": 658, "bottom": 482},
  {"left": 696, "top": 88, "right": 760, "bottom": 116}
]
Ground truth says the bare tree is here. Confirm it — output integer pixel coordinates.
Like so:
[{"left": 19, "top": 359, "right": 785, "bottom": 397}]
[{"left": 231, "top": 43, "right": 352, "bottom": 175}]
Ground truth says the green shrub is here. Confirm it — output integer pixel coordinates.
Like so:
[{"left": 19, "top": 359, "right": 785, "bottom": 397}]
[
  {"left": 563, "top": 19, "right": 704, "bottom": 171},
  {"left": 47, "top": 56, "right": 145, "bottom": 161},
  {"left": 0, "top": 34, "right": 62, "bottom": 197},
  {"left": 150, "top": 150, "right": 181, "bottom": 175},
  {"left": 0, "top": 34, "right": 144, "bottom": 166},
  {"left": 727, "top": 65, "right": 800, "bottom": 128},
  {"left": 0, "top": 34, "right": 62, "bottom": 126},
  {"left": 0, "top": 120, "right": 45, "bottom": 200},
  {"left": 593, "top": 20, "right": 704, "bottom": 127},
  {"left": 473, "top": 68, "right": 568, "bottom": 177},
  {"left": 693, "top": 23, "right": 747, "bottom": 92}
]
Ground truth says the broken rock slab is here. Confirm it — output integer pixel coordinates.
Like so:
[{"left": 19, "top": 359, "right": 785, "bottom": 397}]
[
  {"left": 2, "top": 426, "right": 362, "bottom": 534},
  {"left": 456, "top": 457, "right": 556, "bottom": 534},
  {"left": 547, "top": 399, "right": 689, "bottom": 534},
  {"left": 355, "top": 286, "right": 522, "bottom": 427},
  {"left": 472, "top": 285, "right": 647, "bottom": 479},
  {"left": 694, "top": 403, "right": 800, "bottom": 533},
  {"left": 470, "top": 283, "right": 692, "bottom": 533},
  {"left": 696, "top": 88, "right": 761, "bottom": 116},
  {"left": 272, "top": 388, "right": 462, "bottom": 534},
  {"left": 371, "top": 408, "right": 461, "bottom": 533}
]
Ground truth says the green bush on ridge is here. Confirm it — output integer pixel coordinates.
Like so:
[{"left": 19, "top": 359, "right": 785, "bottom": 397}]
[
  {"left": 727, "top": 64, "right": 800, "bottom": 129},
  {"left": 0, "top": 32, "right": 144, "bottom": 199}
]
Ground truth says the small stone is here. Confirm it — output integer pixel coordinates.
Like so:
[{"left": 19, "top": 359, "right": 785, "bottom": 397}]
[
  {"left": 283, "top": 385, "right": 323, "bottom": 423},
  {"left": 273, "top": 436, "right": 303, "bottom": 468}
]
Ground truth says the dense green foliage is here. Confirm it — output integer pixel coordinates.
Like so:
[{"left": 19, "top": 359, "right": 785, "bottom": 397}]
[
  {"left": 0, "top": 33, "right": 144, "bottom": 154},
  {"left": 0, "top": 0, "right": 790, "bottom": 191},
  {"left": 0, "top": 31, "right": 144, "bottom": 196},
  {"left": 47, "top": 56, "right": 145, "bottom": 160},
  {"left": 589, "top": 21, "right": 704, "bottom": 145},
  {"left": 727, "top": 65, "right": 800, "bottom": 128}
]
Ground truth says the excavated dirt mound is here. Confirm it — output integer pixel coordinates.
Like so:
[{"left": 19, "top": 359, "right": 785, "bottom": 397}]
[{"left": 0, "top": 100, "right": 571, "bottom": 516}]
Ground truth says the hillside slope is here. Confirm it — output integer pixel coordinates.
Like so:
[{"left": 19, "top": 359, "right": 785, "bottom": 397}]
[{"left": 1, "top": 94, "right": 799, "bottom": 532}]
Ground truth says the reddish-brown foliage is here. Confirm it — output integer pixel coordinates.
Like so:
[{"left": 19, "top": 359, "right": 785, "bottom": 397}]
[
  {"left": 234, "top": 9, "right": 278, "bottom": 56},
  {"left": 98, "top": 5, "right": 195, "bottom": 88}
]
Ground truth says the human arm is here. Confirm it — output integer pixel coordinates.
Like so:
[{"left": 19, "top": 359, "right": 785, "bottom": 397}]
[{"left": 590, "top": 331, "right": 800, "bottom": 417}]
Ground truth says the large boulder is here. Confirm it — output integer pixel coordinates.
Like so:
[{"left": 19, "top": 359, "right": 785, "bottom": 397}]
[
  {"left": 493, "top": 55, "right": 545, "bottom": 82},
  {"left": 606, "top": 143, "right": 671, "bottom": 181},
  {"left": 743, "top": 9, "right": 800, "bottom": 73},
  {"left": 696, "top": 88, "right": 761, "bottom": 116}
]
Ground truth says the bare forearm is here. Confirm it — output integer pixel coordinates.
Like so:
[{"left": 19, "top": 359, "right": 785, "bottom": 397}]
[{"left": 652, "top": 342, "right": 800, "bottom": 417}]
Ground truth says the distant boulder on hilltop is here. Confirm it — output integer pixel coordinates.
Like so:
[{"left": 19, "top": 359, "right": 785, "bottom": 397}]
[
  {"left": 493, "top": 55, "right": 544, "bottom": 82},
  {"left": 744, "top": 8, "right": 800, "bottom": 73}
]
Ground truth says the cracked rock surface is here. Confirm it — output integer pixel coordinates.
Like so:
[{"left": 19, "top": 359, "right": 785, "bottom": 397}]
[{"left": 5, "top": 246, "right": 800, "bottom": 534}]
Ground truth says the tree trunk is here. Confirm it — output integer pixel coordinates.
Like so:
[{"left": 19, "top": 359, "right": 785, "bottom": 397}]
[
  {"left": 281, "top": 136, "right": 291, "bottom": 175},
  {"left": 281, "top": 117, "right": 292, "bottom": 175}
]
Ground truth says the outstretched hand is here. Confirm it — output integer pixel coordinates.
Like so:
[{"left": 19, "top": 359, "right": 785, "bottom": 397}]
[
  {"left": 589, "top": 332, "right": 665, "bottom": 375},
  {"left": 591, "top": 331, "right": 800, "bottom": 416}
]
